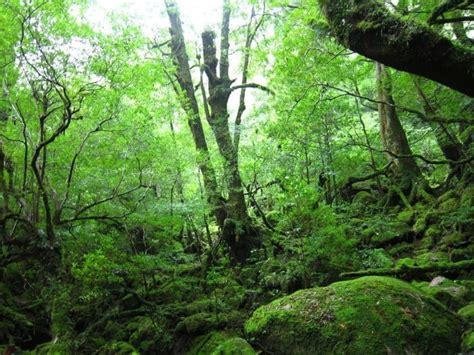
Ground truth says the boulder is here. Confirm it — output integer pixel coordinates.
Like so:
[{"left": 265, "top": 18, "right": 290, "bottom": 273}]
[
  {"left": 188, "top": 331, "right": 256, "bottom": 355},
  {"left": 245, "top": 276, "right": 463, "bottom": 354}
]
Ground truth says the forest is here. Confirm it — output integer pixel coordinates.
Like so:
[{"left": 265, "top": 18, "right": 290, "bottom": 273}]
[{"left": 0, "top": 0, "right": 473, "bottom": 353}]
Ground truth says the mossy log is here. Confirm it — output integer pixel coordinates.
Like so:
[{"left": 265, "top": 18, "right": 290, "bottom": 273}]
[{"left": 340, "top": 260, "right": 474, "bottom": 281}]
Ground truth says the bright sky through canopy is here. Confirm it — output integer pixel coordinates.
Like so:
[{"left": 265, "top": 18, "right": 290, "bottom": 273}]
[{"left": 88, "top": 0, "right": 224, "bottom": 37}]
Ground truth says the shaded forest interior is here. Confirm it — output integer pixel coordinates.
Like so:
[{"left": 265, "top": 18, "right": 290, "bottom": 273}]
[{"left": 1, "top": 0, "right": 473, "bottom": 354}]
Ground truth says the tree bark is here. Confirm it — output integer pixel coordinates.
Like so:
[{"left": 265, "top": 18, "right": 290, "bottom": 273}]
[
  {"left": 165, "top": 1, "right": 224, "bottom": 228},
  {"left": 376, "top": 63, "right": 422, "bottom": 189},
  {"left": 166, "top": 0, "right": 258, "bottom": 262},
  {"left": 413, "top": 78, "right": 465, "bottom": 168},
  {"left": 0, "top": 140, "right": 8, "bottom": 239},
  {"left": 201, "top": 2, "right": 257, "bottom": 263},
  {"left": 318, "top": 0, "right": 474, "bottom": 97}
]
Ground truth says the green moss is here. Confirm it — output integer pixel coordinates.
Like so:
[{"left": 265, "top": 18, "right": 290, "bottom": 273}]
[
  {"left": 438, "top": 190, "right": 458, "bottom": 204},
  {"left": 458, "top": 303, "right": 474, "bottom": 322},
  {"left": 97, "top": 341, "right": 139, "bottom": 355},
  {"left": 245, "top": 276, "right": 462, "bottom": 354},
  {"left": 425, "top": 226, "right": 441, "bottom": 242},
  {"left": 451, "top": 244, "right": 474, "bottom": 262},
  {"left": 387, "top": 243, "right": 413, "bottom": 256},
  {"left": 442, "top": 231, "right": 468, "bottom": 247},
  {"left": 413, "top": 252, "right": 449, "bottom": 266},
  {"left": 462, "top": 330, "right": 474, "bottom": 353},
  {"left": 415, "top": 278, "right": 469, "bottom": 311},
  {"left": 460, "top": 186, "right": 474, "bottom": 208},
  {"left": 396, "top": 209, "right": 415, "bottom": 224},
  {"left": 188, "top": 331, "right": 256, "bottom": 355},
  {"left": 438, "top": 198, "right": 459, "bottom": 213},
  {"left": 353, "top": 191, "right": 376, "bottom": 205},
  {"left": 396, "top": 257, "right": 417, "bottom": 268},
  {"left": 364, "top": 221, "right": 411, "bottom": 247},
  {"left": 213, "top": 337, "right": 256, "bottom": 355},
  {"left": 413, "top": 214, "right": 427, "bottom": 234},
  {"left": 176, "top": 312, "right": 221, "bottom": 335}
]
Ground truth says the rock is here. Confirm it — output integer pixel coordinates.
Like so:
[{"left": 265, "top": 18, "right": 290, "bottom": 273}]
[
  {"left": 416, "top": 277, "right": 469, "bottom": 310},
  {"left": 458, "top": 303, "right": 474, "bottom": 322},
  {"left": 462, "top": 330, "right": 474, "bottom": 353},
  {"left": 430, "top": 276, "right": 447, "bottom": 287},
  {"left": 188, "top": 331, "right": 256, "bottom": 355},
  {"left": 245, "top": 276, "right": 462, "bottom": 354},
  {"left": 175, "top": 312, "right": 221, "bottom": 335}
]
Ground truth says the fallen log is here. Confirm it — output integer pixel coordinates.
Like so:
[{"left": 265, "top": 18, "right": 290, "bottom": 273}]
[{"left": 339, "top": 260, "right": 474, "bottom": 281}]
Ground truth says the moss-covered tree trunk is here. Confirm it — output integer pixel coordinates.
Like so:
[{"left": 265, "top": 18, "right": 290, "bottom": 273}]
[
  {"left": 166, "top": 0, "right": 258, "bottom": 263},
  {"left": 0, "top": 140, "right": 8, "bottom": 239},
  {"left": 201, "top": 3, "right": 257, "bottom": 263},
  {"left": 165, "top": 1, "right": 225, "bottom": 229},
  {"left": 413, "top": 78, "right": 465, "bottom": 170},
  {"left": 376, "top": 63, "right": 422, "bottom": 190},
  {"left": 318, "top": 0, "right": 474, "bottom": 97}
]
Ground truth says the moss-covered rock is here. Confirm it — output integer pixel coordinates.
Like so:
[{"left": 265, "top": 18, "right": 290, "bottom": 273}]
[
  {"left": 414, "top": 277, "right": 469, "bottom": 311},
  {"left": 441, "top": 231, "right": 469, "bottom": 247},
  {"left": 461, "top": 186, "right": 474, "bottom": 208},
  {"left": 245, "top": 276, "right": 462, "bottom": 354},
  {"left": 458, "top": 303, "right": 474, "bottom": 322},
  {"left": 462, "top": 330, "right": 474, "bottom": 353},
  {"left": 176, "top": 312, "right": 222, "bottom": 335},
  {"left": 364, "top": 220, "right": 412, "bottom": 247},
  {"left": 188, "top": 331, "right": 256, "bottom": 355},
  {"left": 387, "top": 242, "right": 413, "bottom": 257},
  {"left": 413, "top": 252, "right": 449, "bottom": 266},
  {"left": 396, "top": 209, "right": 415, "bottom": 224},
  {"left": 413, "top": 213, "right": 428, "bottom": 234}
]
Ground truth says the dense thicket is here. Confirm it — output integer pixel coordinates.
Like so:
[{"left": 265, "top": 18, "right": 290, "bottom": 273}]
[{"left": 1, "top": 0, "right": 473, "bottom": 354}]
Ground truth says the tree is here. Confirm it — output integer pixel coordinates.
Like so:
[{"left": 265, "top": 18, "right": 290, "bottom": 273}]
[
  {"left": 318, "top": 0, "right": 474, "bottom": 97},
  {"left": 376, "top": 63, "right": 422, "bottom": 190},
  {"left": 165, "top": 0, "right": 268, "bottom": 262}
]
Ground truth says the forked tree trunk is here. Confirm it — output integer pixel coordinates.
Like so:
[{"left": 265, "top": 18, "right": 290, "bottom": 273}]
[
  {"left": 166, "top": 0, "right": 258, "bottom": 262},
  {"left": 165, "top": 1, "right": 225, "bottom": 229},
  {"left": 201, "top": 3, "right": 257, "bottom": 263}
]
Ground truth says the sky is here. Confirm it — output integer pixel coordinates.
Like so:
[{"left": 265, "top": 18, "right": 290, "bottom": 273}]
[{"left": 87, "top": 0, "right": 224, "bottom": 38}]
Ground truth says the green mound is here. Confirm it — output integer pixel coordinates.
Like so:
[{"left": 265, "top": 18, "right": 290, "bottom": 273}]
[{"left": 245, "top": 276, "right": 463, "bottom": 354}]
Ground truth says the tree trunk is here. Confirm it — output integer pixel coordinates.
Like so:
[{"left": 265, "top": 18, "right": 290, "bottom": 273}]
[
  {"left": 318, "top": 0, "right": 474, "bottom": 97},
  {"left": 0, "top": 140, "right": 8, "bottom": 238},
  {"left": 413, "top": 78, "right": 465, "bottom": 169},
  {"left": 376, "top": 63, "right": 422, "bottom": 190},
  {"left": 201, "top": 4, "right": 257, "bottom": 262},
  {"left": 166, "top": 0, "right": 258, "bottom": 262},
  {"left": 165, "top": 1, "right": 224, "bottom": 228}
]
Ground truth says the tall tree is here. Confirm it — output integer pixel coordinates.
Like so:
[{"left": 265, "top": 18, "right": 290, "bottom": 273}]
[
  {"left": 165, "top": 0, "right": 267, "bottom": 262},
  {"left": 164, "top": 1, "right": 224, "bottom": 230}
]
